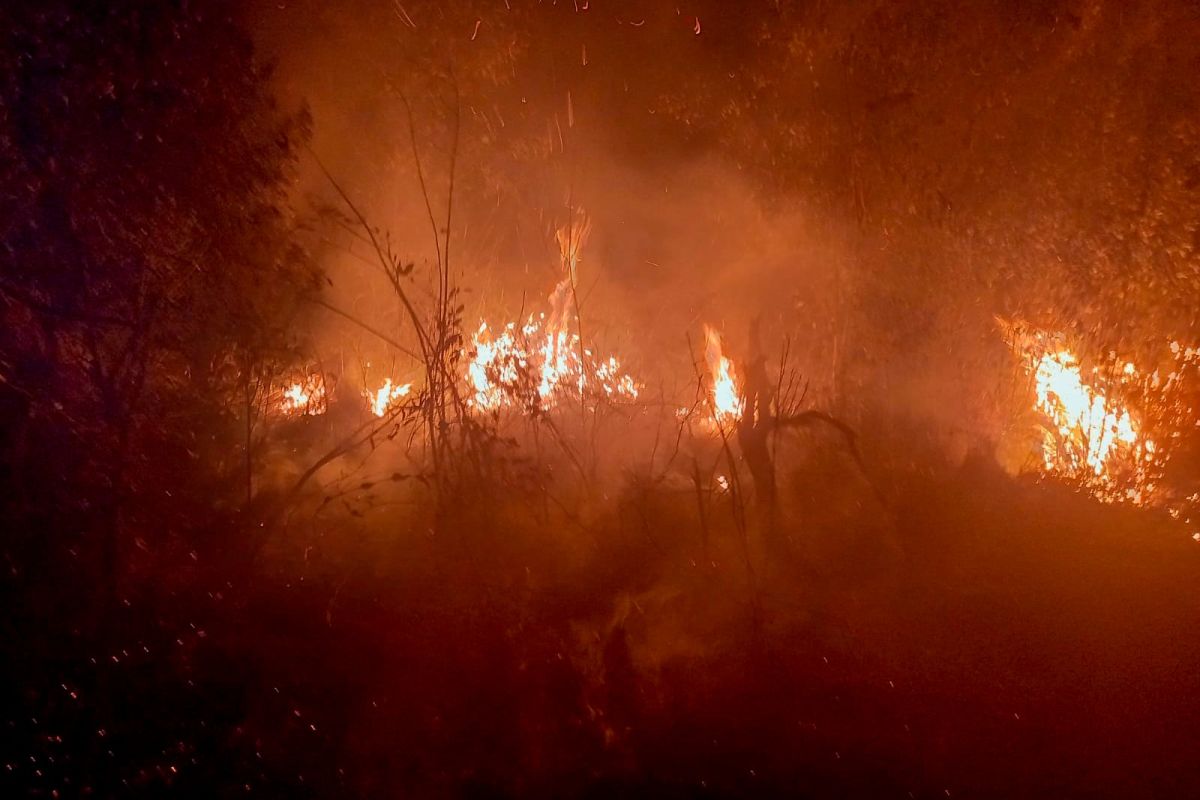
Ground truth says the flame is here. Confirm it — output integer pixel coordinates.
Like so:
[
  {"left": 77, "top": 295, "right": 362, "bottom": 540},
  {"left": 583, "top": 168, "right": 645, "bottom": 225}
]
[
  {"left": 555, "top": 211, "right": 592, "bottom": 283},
  {"left": 1008, "top": 327, "right": 1160, "bottom": 505},
  {"left": 538, "top": 277, "right": 583, "bottom": 399},
  {"left": 278, "top": 373, "right": 328, "bottom": 417},
  {"left": 593, "top": 355, "right": 640, "bottom": 400},
  {"left": 704, "top": 325, "right": 743, "bottom": 425},
  {"left": 1032, "top": 349, "right": 1142, "bottom": 480},
  {"left": 467, "top": 320, "right": 527, "bottom": 411},
  {"left": 466, "top": 311, "right": 639, "bottom": 412},
  {"left": 464, "top": 215, "right": 638, "bottom": 412},
  {"left": 1007, "top": 326, "right": 1200, "bottom": 534},
  {"left": 364, "top": 378, "right": 412, "bottom": 417}
]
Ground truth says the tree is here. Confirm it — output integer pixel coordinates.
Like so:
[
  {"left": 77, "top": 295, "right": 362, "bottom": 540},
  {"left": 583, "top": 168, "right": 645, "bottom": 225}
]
[{"left": 0, "top": 0, "right": 317, "bottom": 602}]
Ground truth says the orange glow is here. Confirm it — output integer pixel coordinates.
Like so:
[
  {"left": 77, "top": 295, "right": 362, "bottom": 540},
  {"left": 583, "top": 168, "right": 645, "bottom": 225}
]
[
  {"left": 278, "top": 374, "right": 328, "bottom": 417},
  {"left": 1032, "top": 349, "right": 1143, "bottom": 481},
  {"left": 364, "top": 378, "right": 412, "bottom": 417},
  {"left": 465, "top": 216, "right": 638, "bottom": 412},
  {"left": 703, "top": 325, "right": 743, "bottom": 426}
]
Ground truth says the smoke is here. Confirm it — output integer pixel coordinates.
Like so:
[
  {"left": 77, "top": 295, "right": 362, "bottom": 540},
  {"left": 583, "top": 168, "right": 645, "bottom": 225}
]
[
  {"left": 245, "top": 0, "right": 1200, "bottom": 465},
  {"left": 246, "top": 0, "right": 855, "bottom": 417}
]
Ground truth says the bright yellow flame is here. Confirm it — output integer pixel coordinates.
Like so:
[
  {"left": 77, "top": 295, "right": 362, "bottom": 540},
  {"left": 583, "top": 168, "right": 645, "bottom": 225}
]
[
  {"left": 464, "top": 216, "right": 638, "bottom": 412},
  {"left": 1012, "top": 336, "right": 1158, "bottom": 505},
  {"left": 703, "top": 325, "right": 743, "bottom": 425},
  {"left": 1005, "top": 324, "right": 1200, "bottom": 524},
  {"left": 1033, "top": 350, "right": 1140, "bottom": 477},
  {"left": 364, "top": 378, "right": 412, "bottom": 417},
  {"left": 465, "top": 312, "right": 639, "bottom": 412},
  {"left": 278, "top": 374, "right": 327, "bottom": 417},
  {"left": 467, "top": 321, "right": 523, "bottom": 411}
]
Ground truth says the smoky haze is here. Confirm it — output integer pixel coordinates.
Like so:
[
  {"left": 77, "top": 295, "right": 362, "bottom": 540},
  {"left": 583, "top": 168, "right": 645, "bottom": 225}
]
[
  {"left": 248, "top": 1, "right": 859, "bottom": 412},
  {"left": 247, "top": 0, "right": 1200, "bottom": 447},
  {"left": 6, "top": 1, "right": 1200, "bottom": 797}
]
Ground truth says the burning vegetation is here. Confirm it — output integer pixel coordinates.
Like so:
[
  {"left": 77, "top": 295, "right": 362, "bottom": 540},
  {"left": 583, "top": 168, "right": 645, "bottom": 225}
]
[
  {"left": 703, "top": 324, "right": 745, "bottom": 426},
  {"left": 363, "top": 377, "right": 412, "bottom": 418},
  {"left": 465, "top": 219, "right": 640, "bottom": 413},
  {"left": 4, "top": 0, "right": 1200, "bottom": 797},
  {"left": 1003, "top": 321, "right": 1200, "bottom": 532},
  {"left": 277, "top": 373, "right": 330, "bottom": 417}
]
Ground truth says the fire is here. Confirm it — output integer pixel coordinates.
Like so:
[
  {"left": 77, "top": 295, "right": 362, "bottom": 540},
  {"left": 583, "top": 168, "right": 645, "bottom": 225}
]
[
  {"left": 278, "top": 373, "right": 328, "bottom": 417},
  {"left": 593, "top": 355, "right": 640, "bottom": 400},
  {"left": 704, "top": 325, "right": 743, "bottom": 425},
  {"left": 1031, "top": 348, "right": 1148, "bottom": 499},
  {"left": 467, "top": 321, "right": 522, "bottom": 411},
  {"left": 465, "top": 214, "right": 639, "bottom": 412},
  {"left": 1007, "top": 325, "right": 1196, "bottom": 507},
  {"left": 1000, "top": 323, "right": 1200, "bottom": 536},
  {"left": 465, "top": 307, "right": 639, "bottom": 412},
  {"left": 555, "top": 213, "right": 591, "bottom": 283},
  {"left": 364, "top": 378, "right": 412, "bottom": 417}
]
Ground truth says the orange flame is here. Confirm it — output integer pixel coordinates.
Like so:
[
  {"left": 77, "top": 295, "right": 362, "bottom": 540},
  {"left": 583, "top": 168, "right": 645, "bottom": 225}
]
[
  {"left": 278, "top": 374, "right": 328, "bottom": 417},
  {"left": 555, "top": 211, "right": 592, "bottom": 283},
  {"left": 1032, "top": 349, "right": 1142, "bottom": 480},
  {"left": 1004, "top": 324, "right": 1200, "bottom": 538},
  {"left": 364, "top": 378, "right": 412, "bottom": 417},
  {"left": 465, "top": 313, "right": 638, "bottom": 412},
  {"left": 1007, "top": 327, "right": 1158, "bottom": 505},
  {"left": 703, "top": 325, "right": 743, "bottom": 425},
  {"left": 465, "top": 216, "right": 638, "bottom": 412}
]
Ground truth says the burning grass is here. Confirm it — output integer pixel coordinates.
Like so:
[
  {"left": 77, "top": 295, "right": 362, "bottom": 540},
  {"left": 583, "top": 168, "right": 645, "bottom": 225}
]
[
  {"left": 464, "top": 216, "right": 641, "bottom": 413},
  {"left": 465, "top": 305, "right": 640, "bottom": 413},
  {"left": 1005, "top": 323, "right": 1200, "bottom": 534},
  {"left": 276, "top": 372, "right": 329, "bottom": 417},
  {"left": 363, "top": 378, "right": 412, "bottom": 418},
  {"left": 703, "top": 324, "right": 744, "bottom": 426}
]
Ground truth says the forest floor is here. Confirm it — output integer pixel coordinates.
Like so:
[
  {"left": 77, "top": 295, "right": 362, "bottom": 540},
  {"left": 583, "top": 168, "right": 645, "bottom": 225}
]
[{"left": 3, "top": 451, "right": 1199, "bottom": 798}]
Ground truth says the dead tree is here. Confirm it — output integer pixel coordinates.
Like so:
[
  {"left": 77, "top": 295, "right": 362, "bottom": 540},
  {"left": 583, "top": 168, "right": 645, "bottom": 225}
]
[{"left": 736, "top": 319, "right": 777, "bottom": 509}]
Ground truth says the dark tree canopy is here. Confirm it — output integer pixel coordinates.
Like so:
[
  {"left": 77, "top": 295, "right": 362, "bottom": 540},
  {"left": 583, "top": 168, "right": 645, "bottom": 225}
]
[{"left": 0, "top": 0, "right": 315, "bottom": 582}]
